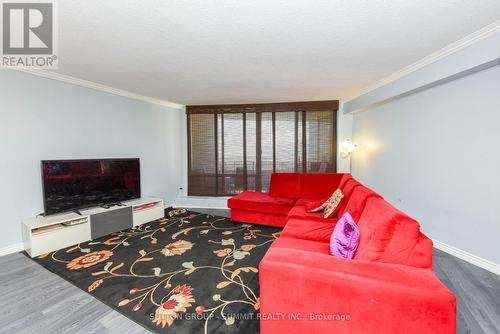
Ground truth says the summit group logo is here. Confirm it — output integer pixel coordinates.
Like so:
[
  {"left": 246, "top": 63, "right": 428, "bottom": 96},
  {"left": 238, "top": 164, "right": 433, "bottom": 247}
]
[{"left": 1, "top": 1, "right": 58, "bottom": 69}]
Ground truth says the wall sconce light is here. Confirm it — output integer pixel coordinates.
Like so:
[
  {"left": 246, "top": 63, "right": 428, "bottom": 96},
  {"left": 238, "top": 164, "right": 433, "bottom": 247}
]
[
  {"left": 340, "top": 139, "right": 357, "bottom": 173},
  {"left": 340, "top": 139, "right": 357, "bottom": 159}
]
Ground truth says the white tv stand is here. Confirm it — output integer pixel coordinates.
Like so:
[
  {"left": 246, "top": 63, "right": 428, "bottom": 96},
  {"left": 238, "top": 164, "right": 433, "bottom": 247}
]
[{"left": 22, "top": 197, "right": 164, "bottom": 257}]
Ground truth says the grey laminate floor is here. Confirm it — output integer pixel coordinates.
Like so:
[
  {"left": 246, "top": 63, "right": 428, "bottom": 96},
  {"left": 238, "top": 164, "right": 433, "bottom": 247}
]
[
  {"left": 1, "top": 208, "right": 499, "bottom": 333},
  {"left": 433, "top": 249, "right": 500, "bottom": 333}
]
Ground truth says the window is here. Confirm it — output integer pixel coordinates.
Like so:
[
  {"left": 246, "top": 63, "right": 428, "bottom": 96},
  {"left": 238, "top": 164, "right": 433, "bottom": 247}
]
[{"left": 187, "top": 101, "right": 338, "bottom": 196}]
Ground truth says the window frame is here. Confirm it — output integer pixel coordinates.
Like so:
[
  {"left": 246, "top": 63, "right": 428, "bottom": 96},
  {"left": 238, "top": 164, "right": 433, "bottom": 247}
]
[{"left": 186, "top": 100, "right": 339, "bottom": 196}]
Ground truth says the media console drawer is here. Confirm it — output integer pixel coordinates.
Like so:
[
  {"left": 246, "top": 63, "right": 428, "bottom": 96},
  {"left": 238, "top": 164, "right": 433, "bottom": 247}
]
[
  {"left": 29, "top": 222, "right": 90, "bottom": 257},
  {"left": 90, "top": 207, "right": 133, "bottom": 239}
]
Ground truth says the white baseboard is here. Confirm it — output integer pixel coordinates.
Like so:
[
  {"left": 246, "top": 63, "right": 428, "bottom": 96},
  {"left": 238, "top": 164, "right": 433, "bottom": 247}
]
[
  {"left": 181, "top": 206, "right": 230, "bottom": 210},
  {"left": 167, "top": 203, "right": 228, "bottom": 210},
  {"left": 432, "top": 239, "right": 500, "bottom": 276},
  {"left": 0, "top": 243, "right": 24, "bottom": 257},
  {"left": 174, "top": 196, "right": 229, "bottom": 209}
]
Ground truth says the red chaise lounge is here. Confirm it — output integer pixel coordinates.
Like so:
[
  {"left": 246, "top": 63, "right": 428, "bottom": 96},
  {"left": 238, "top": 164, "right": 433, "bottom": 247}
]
[{"left": 227, "top": 172, "right": 456, "bottom": 334}]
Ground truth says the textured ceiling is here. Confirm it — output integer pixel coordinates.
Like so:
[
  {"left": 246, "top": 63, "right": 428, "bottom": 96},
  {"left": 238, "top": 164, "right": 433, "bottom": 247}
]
[{"left": 53, "top": 0, "right": 500, "bottom": 105}]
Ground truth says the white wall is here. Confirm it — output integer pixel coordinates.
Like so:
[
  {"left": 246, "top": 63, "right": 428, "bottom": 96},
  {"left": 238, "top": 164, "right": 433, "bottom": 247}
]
[
  {"left": 336, "top": 102, "right": 353, "bottom": 173},
  {"left": 0, "top": 70, "right": 184, "bottom": 250},
  {"left": 351, "top": 64, "right": 500, "bottom": 266}
]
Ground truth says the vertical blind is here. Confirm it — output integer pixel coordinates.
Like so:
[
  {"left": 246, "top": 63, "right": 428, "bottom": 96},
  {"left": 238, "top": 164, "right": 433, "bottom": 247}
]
[{"left": 187, "top": 101, "right": 338, "bottom": 196}]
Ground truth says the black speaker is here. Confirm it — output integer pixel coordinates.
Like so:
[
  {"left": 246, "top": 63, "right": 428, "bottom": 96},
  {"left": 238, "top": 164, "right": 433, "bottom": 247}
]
[{"left": 90, "top": 207, "right": 133, "bottom": 240}]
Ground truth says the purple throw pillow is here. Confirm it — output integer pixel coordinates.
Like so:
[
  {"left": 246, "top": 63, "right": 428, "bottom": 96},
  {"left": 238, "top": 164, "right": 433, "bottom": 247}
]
[{"left": 330, "top": 212, "right": 360, "bottom": 259}]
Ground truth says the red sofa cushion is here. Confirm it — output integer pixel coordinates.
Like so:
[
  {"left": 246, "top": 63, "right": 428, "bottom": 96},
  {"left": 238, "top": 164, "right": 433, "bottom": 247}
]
[
  {"left": 299, "top": 173, "right": 345, "bottom": 199},
  {"left": 286, "top": 205, "right": 335, "bottom": 223},
  {"left": 338, "top": 173, "right": 353, "bottom": 189},
  {"left": 337, "top": 185, "right": 382, "bottom": 221},
  {"left": 227, "top": 191, "right": 296, "bottom": 215},
  {"left": 230, "top": 209, "right": 288, "bottom": 228},
  {"left": 269, "top": 173, "right": 301, "bottom": 199},
  {"left": 354, "top": 197, "right": 424, "bottom": 267},
  {"left": 304, "top": 197, "right": 329, "bottom": 212},
  {"left": 294, "top": 198, "right": 318, "bottom": 206},
  {"left": 406, "top": 233, "right": 433, "bottom": 269},
  {"left": 335, "top": 177, "right": 361, "bottom": 214},
  {"left": 271, "top": 236, "right": 330, "bottom": 255},
  {"left": 281, "top": 218, "right": 336, "bottom": 243}
]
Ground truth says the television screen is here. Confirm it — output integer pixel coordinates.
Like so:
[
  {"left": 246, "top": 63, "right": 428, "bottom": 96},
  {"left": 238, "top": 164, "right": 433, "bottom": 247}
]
[{"left": 42, "top": 158, "right": 141, "bottom": 215}]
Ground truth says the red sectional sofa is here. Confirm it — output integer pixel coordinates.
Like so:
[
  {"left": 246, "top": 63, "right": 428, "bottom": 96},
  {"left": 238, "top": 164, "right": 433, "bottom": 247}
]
[{"left": 227, "top": 172, "right": 456, "bottom": 334}]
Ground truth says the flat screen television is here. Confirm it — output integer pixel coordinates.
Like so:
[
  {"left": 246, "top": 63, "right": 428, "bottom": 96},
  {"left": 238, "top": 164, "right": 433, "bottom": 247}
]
[{"left": 41, "top": 158, "right": 141, "bottom": 215}]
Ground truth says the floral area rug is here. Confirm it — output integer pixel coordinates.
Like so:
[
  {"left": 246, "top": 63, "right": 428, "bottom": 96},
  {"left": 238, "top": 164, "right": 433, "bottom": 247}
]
[{"left": 31, "top": 208, "right": 281, "bottom": 334}]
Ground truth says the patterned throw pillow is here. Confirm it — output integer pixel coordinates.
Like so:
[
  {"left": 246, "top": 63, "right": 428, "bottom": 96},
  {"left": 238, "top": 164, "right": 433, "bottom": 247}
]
[
  {"left": 323, "top": 189, "right": 344, "bottom": 219},
  {"left": 305, "top": 197, "right": 330, "bottom": 213},
  {"left": 330, "top": 212, "right": 360, "bottom": 259}
]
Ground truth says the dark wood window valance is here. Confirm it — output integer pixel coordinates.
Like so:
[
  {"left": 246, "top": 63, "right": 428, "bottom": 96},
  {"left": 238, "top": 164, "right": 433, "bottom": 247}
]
[
  {"left": 186, "top": 100, "right": 339, "bottom": 114},
  {"left": 187, "top": 100, "right": 339, "bottom": 196}
]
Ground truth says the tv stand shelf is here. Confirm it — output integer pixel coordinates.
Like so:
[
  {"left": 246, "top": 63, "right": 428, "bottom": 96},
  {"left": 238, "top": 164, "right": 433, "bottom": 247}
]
[
  {"left": 22, "top": 197, "right": 164, "bottom": 257},
  {"left": 124, "top": 198, "right": 165, "bottom": 227},
  {"left": 22, "top": 213, "right": 91, "bottom": 257}
]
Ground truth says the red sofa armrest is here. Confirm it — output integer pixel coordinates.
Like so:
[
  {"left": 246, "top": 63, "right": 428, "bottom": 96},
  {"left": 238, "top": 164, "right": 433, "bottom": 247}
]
[{"left": 259, "top": 247, "right": 456, "bottom": 334}]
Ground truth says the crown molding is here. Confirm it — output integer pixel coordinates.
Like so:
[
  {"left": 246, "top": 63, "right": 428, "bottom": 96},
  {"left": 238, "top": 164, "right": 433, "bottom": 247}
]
[
  {"left": 15, "top": 69, "right": 184, "bottom": 110},
  {"left": 346, "top": 19, "right": 500, "bottom": 102}
]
